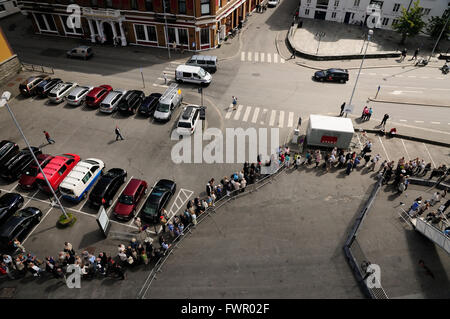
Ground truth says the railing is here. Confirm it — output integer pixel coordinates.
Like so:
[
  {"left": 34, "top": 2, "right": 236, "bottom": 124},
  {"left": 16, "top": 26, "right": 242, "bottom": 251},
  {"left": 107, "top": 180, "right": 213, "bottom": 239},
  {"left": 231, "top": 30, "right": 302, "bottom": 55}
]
[
  {"left": 136, "top": 163, "right": 286, "bottom": 299},
  {"left": 82, "top": 7, "right": 121, "bottom": 18},
  {"left": 21, "top": 63, "right": 54, "bottom": 74}
]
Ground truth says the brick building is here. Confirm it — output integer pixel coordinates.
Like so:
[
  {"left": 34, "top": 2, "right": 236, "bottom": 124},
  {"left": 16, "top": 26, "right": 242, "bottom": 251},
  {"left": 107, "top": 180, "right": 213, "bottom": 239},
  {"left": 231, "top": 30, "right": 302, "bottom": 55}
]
[{"left": 19, "top": 0, "right": 263, "bottom": 51}]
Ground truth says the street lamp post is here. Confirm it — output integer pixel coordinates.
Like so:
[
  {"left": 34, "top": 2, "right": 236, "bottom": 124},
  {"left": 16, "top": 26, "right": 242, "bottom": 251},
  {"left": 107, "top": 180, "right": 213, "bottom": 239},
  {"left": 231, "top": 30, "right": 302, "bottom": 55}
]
[
  {"left": 346, "top": 29, "right": 373, "bottom": 118},
  {"left": 0, "top": 92, "right": 69, "bottom": 219},
  {"left": 315, "top": 32, "right": 326, "bottom": 55},
  {"left": 163, "top": 0, "right": 171, "bottom": 59}
]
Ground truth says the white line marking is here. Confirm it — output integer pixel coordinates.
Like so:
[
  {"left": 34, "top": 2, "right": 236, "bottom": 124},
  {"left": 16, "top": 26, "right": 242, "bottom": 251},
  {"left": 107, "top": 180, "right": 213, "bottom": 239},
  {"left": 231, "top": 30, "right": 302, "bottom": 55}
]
[
  {"left": 378, "top": 136, "right": 390, "bottom": 162},
  {"left": 274, "top": 53, "right": 279, "bottom": 63},
  {"left": 280, "top": 57, "right": 285, "bottom": 64},
  {"left": 260, "top": 109, "right": 268, "bottom": 124},
  {"left": 260, "top": 52, "right": 265, "bottom": 63},
  {"left": 10, "top": 183, "right": 19, "bottom": 192},
  {"left": 225, "top": 104, "right": 233, "bottom": 119},
  {"left": 267, "top": 54, "right": 271, "bottom": 63},
  {"left": 431, "top": 88, "right": 450, "bottom": 91},
  {"left": 170, "top": 61, "right": 183, "bottom": 65},
  {"left": 422, "top": 143, "right": 436, "bottom": 168},
  {"left": 431, "top": 122, "right": 440, "bottom": 124},
  {"left": 399, "top": 119, "right": 407, "bottom": 122},
  {"left": 242, "top": 106, "right": 251, "bottom": 122},
  {"left": 408, "top": 76, "right": 416, "bottom": 78},
  {"left": 369, "top": 73, "right": 376, "bottom": 76},
  {"left": 420, "top": 76, "right": 429, "bottom": 79},
  {"left": 152, "top": 84, "right": 168, "bottom": 88},
  {"left": 401, "top": 139, "right": 411, "bottom": 160},
  {"left": 254, "top": 52, "right": 259, "bottom": 62},
  {"left": 248, "top": 52, "right": 252, "bottom": 61},
  {"left": 269, "top": 110, "right": 276, "bottom": 126},
  {"left": 241, "top": 51, "right": 245, "bottom": 61},
  {"left": 396, "top": 75, "right": 403, "bottom": 77},
  {"left": 233, "top": 105, "right": 243, "bottom": 120},
  {"left": 24, "top": 190, "right": 39, "bottom": 207},
  {"left": 251, "top": 107, "right": 260, "bottom": 123},
  {"left": 287, "top": 112, "right": 294, "bottom": 127},
  {"left": 278, "top": 111, "right": 285, "bottom": 128},
  {"left": 414, "top": 120, "right": 424, "bottom": 123}
]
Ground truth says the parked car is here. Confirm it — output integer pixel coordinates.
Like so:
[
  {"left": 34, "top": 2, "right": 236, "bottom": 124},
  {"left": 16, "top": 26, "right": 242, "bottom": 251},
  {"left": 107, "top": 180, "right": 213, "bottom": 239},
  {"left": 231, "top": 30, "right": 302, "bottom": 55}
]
[
  {"left": 0, "top": 193, "right": 24, "bottom": 225},
  {"left": 113, "top": 178, "right": 147, "bottom": 221},
  {"left": 59, "top": 158, "right": 105, "bottom": 202},
  {"left": 48, "top": 82, "right": 78, "bottom": 103},
  {"left": 85, "top": 85, "right": 113, "bottom": 108},
  {"left": 89, "top": 168, "right": 127, "bottom": 208},
  {"left": 99, "top": 89, "right": 127, "bottom": 114},
  {"left": 66, "top": 46, "right": 93, "bottom": 60},
  {"left": 268, "top": 0, "right": 279, "bottom": 7},
  {"left": 118, "top": 90, "right": 145, "bottom": 115},
  {"left": 0, "top": 207, "right": 42, "bottom": 252},
  {"left": 35, "top": 78, "right": 63, "bottom": 97},
  {"left": 186, "top": 55, "right": 218, "bottom": 73},
  {"left": 176, "top": 105, "right": 201, "bottom": 136},
  {"left": 140, "top": 179, "right": 176, "bottom": 223},
  {"left": 0, "top": 147, "right": 42, "bottom": 182},
  {"left": 36, "top": 153, "right": 81, "bottom": 193},
  {"left": 18, "top": 154, "right": 54, "bottom": 190},
  {"left": 66, "top": 85, "right": 94, "bottom": 106},
  {"left": 19, "top": 75, "right": 49, "bottom": 97},
  {"left": 0, "top": 140, "right": 19, "bottom": 169},
  {"left": 138, "top": 93, "right": 162, "bottom": 116},
  {"left": 313, "top": 68, "right": 349, "bottom": 83}
]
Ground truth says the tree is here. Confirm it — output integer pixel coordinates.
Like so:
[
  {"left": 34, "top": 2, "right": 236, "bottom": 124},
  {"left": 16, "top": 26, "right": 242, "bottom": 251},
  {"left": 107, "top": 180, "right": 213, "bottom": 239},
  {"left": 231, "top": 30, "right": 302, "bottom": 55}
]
[
  {"left": 392, "top": 0, "right": 425, "bottom": 44},
  {"left": 425, "top": 10, "right": 450, "bottom": 48}
]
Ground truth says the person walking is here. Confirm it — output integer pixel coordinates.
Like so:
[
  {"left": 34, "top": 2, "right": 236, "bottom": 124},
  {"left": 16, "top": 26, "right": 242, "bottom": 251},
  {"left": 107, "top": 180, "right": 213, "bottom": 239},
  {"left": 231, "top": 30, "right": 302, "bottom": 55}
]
[
  {"left": 400, "top": 48, "right": 407, "bottom": 62},
  {"left": 43, "top": 131, "right": 55, "bottom": 144},
  {"left": 361, "top": 106, "right": 368, "bottom": 121},
  {"left": 134, "top": 217, "right": 142, "bottom": 233},
  {"left": 115, "top": 126, "right": 124, "bottom": 141},
  {"left": 367, "top": 107, "right": 373, "bottom": 121},
  {"left": 339, "top": 102, "right": 346, "bottom": 117},
  {"left": 412, "top": 48, "right": 419, "bottom": 60},
  {"left": 232, "top": 96, "right": 238, "bottom": 111},
  {"left": 314, "top": 150, "right": 322, "bottom": 168},
  {"left": 380, "top": 113, "right": 389, "bottom": 128}
]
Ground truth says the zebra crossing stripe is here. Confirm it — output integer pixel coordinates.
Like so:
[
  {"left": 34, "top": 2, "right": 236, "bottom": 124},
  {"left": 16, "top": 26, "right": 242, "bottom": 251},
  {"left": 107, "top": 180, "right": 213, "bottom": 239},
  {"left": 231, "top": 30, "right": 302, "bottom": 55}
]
[
  {"left": 248, "top": 52, "right": 252, "bottom": 61},
  {"left": 274, "top": 54, "right": 278, "bottom": 63},
  {"left": 287, "top": 112, "right": 294, "bottom": 127},
  {"left": 278, "top": 111, "right": 285, "bottom": 128},
  {"left": 260, "top": 52, "right": 265, "bottom": 63},
  {"left": 260, "top": 109, "right": 268, "bottom": 124},
  {"left": 280, "top": 57, "right": 285, "bottom": 63},
  {"left": 269, "top": 110, "right": 276, "bottom": 126},
  {"left": 267, "top": 54, "right": 271, "bottom": 63},
  {"left": 242, "top": 106, "right": 252, "bottom": 122},
  {"left": 254, "top": 52, "right": 259, "bottom": 62},
  {"left": 241, "top": 52, "right": 245, "bottom": 61},
  {"left": 233, "top": 105, "right": 243, "bottom": 120},
  {"left": 252, "top": 107, "right": 260, "bottom": 123},
  {"left": 225, "top": 104, "right": 233, "bottom": 119}
]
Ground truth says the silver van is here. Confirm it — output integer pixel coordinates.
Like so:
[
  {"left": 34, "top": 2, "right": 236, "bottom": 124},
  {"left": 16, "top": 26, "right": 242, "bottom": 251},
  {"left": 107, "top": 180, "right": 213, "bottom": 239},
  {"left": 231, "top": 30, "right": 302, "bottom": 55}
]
[
  {"left": 186, "top": 55, "right": 217, "bottom": 73},
  {"left": 67, "top": 46, "right": 94, "bottom": 60},
  {"left": 153, "top": 83, "right": 183, "bottom": 121},
  {"left": 175, "top": 65, "right": 212, "bottom": 86}
]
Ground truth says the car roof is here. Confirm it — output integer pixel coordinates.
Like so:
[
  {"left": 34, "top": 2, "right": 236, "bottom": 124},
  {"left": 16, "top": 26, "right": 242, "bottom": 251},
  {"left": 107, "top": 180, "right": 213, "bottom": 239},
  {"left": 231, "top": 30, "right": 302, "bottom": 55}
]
[
  {"left": 39, "top": 154, "right": 79, "bottom": 179},
  {"left": 60, "top": 158, "right": 103, "bottom": 187},
  {"left": 190, "top": 55, "right": 217, "bottom": 62},
  {"left": 69, "top": 86, "right": 90, "bottom": 95},
  {"left": 328, "top": 68, "right": 347, "bottom": 73},
  {"left": 89, "top": 86, "right": 107, "bottom": 95},
  {"left": 103, "top": 91, "right": 123, "bottom": 103},
  {"left": 123, "top": 178, "right": 145, "bottom": 195},
  {"left": 180, "top": 105, "right": 200, "bottom": 121}
]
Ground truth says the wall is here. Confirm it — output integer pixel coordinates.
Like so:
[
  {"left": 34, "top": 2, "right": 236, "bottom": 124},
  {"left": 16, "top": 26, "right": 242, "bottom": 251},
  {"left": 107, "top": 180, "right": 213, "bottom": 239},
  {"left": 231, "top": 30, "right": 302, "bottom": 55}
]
[{"left": 0, "top": 26, "right": 20, "bottom": 86}]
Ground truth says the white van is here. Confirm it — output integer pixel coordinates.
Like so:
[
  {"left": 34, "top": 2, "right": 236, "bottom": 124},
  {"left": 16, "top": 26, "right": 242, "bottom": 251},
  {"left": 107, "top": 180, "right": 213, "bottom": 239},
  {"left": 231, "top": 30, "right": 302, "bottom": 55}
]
[
  {"left": 60, "top": 158, "right": 105, "bottom": 202},
  {"left": 175, "top": 65, "right": 212, "bottom": 85},
  {"left": 153, "top": 83, "right": 183, "bottom": 121}
]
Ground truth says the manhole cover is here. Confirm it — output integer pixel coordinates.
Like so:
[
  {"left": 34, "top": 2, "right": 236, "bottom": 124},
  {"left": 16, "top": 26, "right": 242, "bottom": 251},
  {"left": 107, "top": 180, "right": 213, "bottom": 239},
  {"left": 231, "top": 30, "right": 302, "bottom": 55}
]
[
  {"left": 40, "top": 48, "right": 66, "bottom": 57},
  {"left": 0, "top": 287, "right": 16, "bottom": 299},
  {"left": 251, "top": 73, "right": 260, "bottom": 77}
]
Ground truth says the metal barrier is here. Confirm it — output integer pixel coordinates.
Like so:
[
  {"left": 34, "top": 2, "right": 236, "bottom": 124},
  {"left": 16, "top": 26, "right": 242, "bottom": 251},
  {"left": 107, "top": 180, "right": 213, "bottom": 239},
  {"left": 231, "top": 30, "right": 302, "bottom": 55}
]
[
  {"left": 136, "top": 164, "right": 286, "bottom": 299},
  {"left": 21, "top": 63, "right": 54, "bottom": 75}
]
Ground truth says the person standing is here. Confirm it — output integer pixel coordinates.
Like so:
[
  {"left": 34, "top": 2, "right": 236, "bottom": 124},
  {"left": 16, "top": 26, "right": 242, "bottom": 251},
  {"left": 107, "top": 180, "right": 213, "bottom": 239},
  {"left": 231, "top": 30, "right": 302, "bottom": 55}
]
[
  {"left": 13, "top": 238, "right": 25, "bottom": 253},
  {"left": 380, "top": 113, "right": 389, "bottom": 128},
  {"left": 115, "top": 126, "right": 124, "bottom": 141},
  {"left": 340, "top": 102, "right": 346, "bottom": 117},
  {"left": 232, "top": 96, "right": 238, "bottom": 111},
  {"left": 361, "top": 106, "right": 368, "bottom": 121},
  {"left": 43, "top": 131, "right": 55, "bottom": 144},
  {"left": 367, "top": 107, "right": 373, "bottom": 121}
]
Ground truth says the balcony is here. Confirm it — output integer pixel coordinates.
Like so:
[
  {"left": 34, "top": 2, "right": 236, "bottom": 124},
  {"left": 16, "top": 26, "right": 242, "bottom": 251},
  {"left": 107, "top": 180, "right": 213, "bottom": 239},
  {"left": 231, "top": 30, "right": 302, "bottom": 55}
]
[{"left": 82, "top": 7, "right": 121, "bottom": 19}]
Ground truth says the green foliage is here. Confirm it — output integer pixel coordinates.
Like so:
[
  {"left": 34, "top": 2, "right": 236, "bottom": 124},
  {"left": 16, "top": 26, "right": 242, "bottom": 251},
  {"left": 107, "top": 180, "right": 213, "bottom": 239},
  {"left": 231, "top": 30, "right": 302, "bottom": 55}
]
[
  {"left": 57, "top": 213, "right": 77, "bottom": 227},
  {"left": 392, "top": 0, "right": 426, "bottom": 43},
  {"left": 425, "top": 11, "right": 450, "bottom": 40}
]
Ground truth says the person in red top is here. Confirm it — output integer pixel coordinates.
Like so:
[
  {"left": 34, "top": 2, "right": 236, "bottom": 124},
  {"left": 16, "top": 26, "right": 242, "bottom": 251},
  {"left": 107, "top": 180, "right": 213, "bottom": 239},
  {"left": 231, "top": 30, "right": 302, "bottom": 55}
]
[{"left": 43, "top": 131, "right": 55, "bottom": 144}]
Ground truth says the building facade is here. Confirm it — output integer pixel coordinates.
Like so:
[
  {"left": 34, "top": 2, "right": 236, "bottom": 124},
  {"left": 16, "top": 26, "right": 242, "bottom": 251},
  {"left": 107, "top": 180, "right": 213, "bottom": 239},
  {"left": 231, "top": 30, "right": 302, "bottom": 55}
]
[
  {"left": 19, "top": 0, "right": 262, "bottom": 50},
  {"left": 298, "top": 0, "right": 449, "bottom": 31},
  {"left": 0, "top": 26, "right": 20, "bottom": 85},
  {"left": 0, "top": 0, "right": 21, "bottom": 19}
]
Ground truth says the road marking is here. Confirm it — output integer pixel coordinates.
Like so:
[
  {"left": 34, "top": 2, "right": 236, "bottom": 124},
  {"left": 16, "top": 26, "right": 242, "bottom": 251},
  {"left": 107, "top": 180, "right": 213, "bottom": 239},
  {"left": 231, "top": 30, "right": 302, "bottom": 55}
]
[
  {"left": 153, "top": 84, "right": 168, "bottom": 88},
  {"left": 225, "top": 104, "right": 233, "bottom": 119},
  {"left": 247, "top": 52, "right": 252, "bottom": 61},
  {"left": 23, "top": 190, "right": 39, "bottom": 207},
  {"left": 382, "top": 74, "right": 389, "bottom": 76},
  {"left": 399, "top": 119, "right": 407, "bottom": 122},
  {"left": 254, "top": 52, "right": 259, "bottom": 62},
  {"left": 408, "top": 76, "right": 416, "bottom": 78},
  {"left": 10, "top": 182, "right": 19, "bottom": 192},
  {"left": 167, "top": 188, "right": 194, "bottom": 221},
  {"left": 241, "top": 52, "right": 245, "bottom": 61},
  {"left": 170, "top": 61, "right": 183, "bottom": 65},
  {"left": 436, "top": 77, "right": 444, "bottom": 80},
  {"left": 414, "top": 120, "right": 424, "bottom": 123},
  {"left": 401, "top": 139, "right": 411, "bottom": 160},
  {"left": 260, "top": 108, "right": 268, "bottom": 124},
  {"left": 420, "top": 76, "right": 429, "bottom": 79},
  {"left": 369, "top": 73, "right": 376, "bottom": 76},
  {"left": 233, "top": 105, "right": 243, "bottom": 120},
  {"left": 280, "top": 57, "right": 285, "bottom": 63},
  {"left": 260, "top": 52, "right": 265, "bottom": 63},
  {"left": 431, "top": 122, "right": 440, "bottom": 124},
  {"left": 431, "top": 88, "right": 450, "bottom": 91},
  {"left": 422, "top": 143, "right": 436, "bottom": 168},
  {"left": 251, "top": 107, "right": 260, "bottom": 123},
  {"left": 242, "top": 106, "right": 251, "bottom": 122},
  {"left": 287, "top": 112, "right": 294, "bottom": 127},
  {"left": 278, "top": 111, "right": 285, "bottom": 128},
  {"left": 378, "top": 136, "right": 390, "bottom": 162},
  {"left": 22, "top": 206, "right": 53, "bottom": 245},
  {"left": 274, "top": 53, "right": 279, "bottom": 63},
  {"left": 396, "top": 75, "right": 403, "bottom": 78},
  {"left": 267, "top": 54, "right": 271, "bottom": 63},
  {"left": 269, "top": 110, "right": 276, "bottom": 126}
]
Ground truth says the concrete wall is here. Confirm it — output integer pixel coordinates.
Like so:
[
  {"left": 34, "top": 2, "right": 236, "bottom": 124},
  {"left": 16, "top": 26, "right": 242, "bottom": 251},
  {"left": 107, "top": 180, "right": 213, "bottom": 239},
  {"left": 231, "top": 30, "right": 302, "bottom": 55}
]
[
  {"left": 0, "top": 0, "right": 20, "bottom": 19},
  {"left": 0, "top": 54, "right": 20, "bottom": 86}
]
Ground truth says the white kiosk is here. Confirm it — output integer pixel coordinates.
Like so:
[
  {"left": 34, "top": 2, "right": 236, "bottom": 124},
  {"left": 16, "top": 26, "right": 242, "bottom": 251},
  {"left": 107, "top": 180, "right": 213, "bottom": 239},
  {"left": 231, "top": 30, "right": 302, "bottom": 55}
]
[{"left": 306, "top": 115, "right": 354, "bottom": 149}]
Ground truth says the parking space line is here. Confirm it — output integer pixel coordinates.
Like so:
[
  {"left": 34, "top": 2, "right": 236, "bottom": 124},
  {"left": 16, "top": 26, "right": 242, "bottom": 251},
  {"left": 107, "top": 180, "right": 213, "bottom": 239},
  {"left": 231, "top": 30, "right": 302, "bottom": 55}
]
[
  {"left": 9, "top": 182, "right": 19, "bottom": 192},
  {"left": 247, "top": 52, "right": 252, "bottom": 61},
  {"left": 241, "top": 52, "right": 245, "bottom": 61},
  {"left": 401, "top": 139, "right": 411, "bottom": 160},
  {"left": 378, "top": 136, "right": 390, "bottom": 162},
  {"left": 431, "top": 122, "right": 440, "bottom": 125},
  {"left": 260, "top": 109, "right": 268, "bottom": 125},
  {"left": 24, "top": 190, "right": 39, "bottom": 207},
  {"left": 167, "top": 188, "right": 194, "bottom": 221},
  {"left": 254, "top": 52, "right": 259, "bottom": 62},
  {"left": 22, "top": 206, "right": 53, "bottom": 245},
  {"left": 233, "top": 105, "right": 243, "bottom": 120},
  {"left": 225, "top": 104, "right": 233, "bottom": 119},
  {"left": 260, "top": 52, "right": 265, "bottom": 63},
  {"left": 242, "top": 106, "right": 251, "bottom": 122},
  {"left": 422, "top": 143, "right": 436, "bottom": 168},
  {"left": 287, "top": 112, "right": 294, "bottom": 128},
  {"left": 278, "top": 111, "right": 285, "bottom": 128},
  {"left": 251, "top": 107, "right": 260, "bottom": 123}
]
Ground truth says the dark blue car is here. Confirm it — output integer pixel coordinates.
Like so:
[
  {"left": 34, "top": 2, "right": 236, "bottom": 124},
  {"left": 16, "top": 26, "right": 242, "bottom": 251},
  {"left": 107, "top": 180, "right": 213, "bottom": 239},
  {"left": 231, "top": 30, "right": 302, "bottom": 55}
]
[{"left": 138, "top": 93, "right": 162, "bottom": 117}]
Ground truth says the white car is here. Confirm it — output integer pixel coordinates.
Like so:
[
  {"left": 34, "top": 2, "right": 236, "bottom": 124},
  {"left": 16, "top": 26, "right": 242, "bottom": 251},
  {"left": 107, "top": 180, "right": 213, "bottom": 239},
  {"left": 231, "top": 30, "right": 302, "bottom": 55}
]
[
  {"left": 99, "top": 89, "right": 127, "bottom": 113},
  {"left": 268, "top": 0, "right": 279, "bottom": 6},
  {"left": 66, "top": 85, "right": 94, "bottom": 106},
  {"left": 176, "top": 105, "right": 201, "bottom": 136},
  {"left": 48, "top": 82, "right": 77, "bottom": 103}
]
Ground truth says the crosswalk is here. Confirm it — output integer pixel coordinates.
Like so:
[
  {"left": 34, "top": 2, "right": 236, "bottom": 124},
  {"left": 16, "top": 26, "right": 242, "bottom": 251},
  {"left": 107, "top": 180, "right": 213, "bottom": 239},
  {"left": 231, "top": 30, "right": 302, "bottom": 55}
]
[
  {"left": 241, "top": 52, "right": 285, "bottom": 64},
  {"left": 224, "top": 104, "right": 296, "bottom": 128},
  {"left": 152, "top": 61, "right": 182, "bottom": 88}
]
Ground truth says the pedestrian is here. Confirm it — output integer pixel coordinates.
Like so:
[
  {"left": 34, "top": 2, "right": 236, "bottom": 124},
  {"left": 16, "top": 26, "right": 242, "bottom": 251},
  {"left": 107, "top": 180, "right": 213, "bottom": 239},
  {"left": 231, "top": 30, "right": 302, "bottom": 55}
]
[
  {"left": 232, "top": 96, "right": 238, "bottom": 111},
  {"left": 400, "top": 48, "right": 407, "bottom": 62},
  {"left": 314, "top": 150, "right": 321, "bottom": 168},
  {"left": 256, "top": 3, "right": 260, "bottom": 12},
  {"left": 340, "top": 102, "right": 346, "bottom": 117},
  {"left": 418, "top": 259, "right": 435, "bottom": 279},
  {"left": 64, "top": 242, "right": 75, "bottom": 255},
  {"left": 361, "top": 106, "right": 368, "bottom": 121},
  {"left": 412, "top": 48, "right": 419, "bottom": 60},
  {"left": 369, "top": 154, "right": 381, "bottom": 171},
  {"left": 367, "top": 107, "right": 373, "bottom": 121},
  {"left": 285, "top": 154, "right": 290, "bottom": 168},
  {"left": 160, "top": 209, "right": 168, "bottom": 232},
  {"left": 294, "top": 154, "right": 301, "bottom": 169},
  {"left": 13, "top": 238, "right": 25, "bottom": 253},
  {"left": 134, "top": 217, "right": 142, "bottom": 232},
  {"left": 43, "top": 131, "right": 55, "bottom": 144},
  {"left": 346, "top": 160, "right": 353, "bottom": 175},
  {"left": 115, "top": 126, "right": 124, "bottom": 141},
  {"left": 380, "top": 113, "right": 389, "bottom": 128}
]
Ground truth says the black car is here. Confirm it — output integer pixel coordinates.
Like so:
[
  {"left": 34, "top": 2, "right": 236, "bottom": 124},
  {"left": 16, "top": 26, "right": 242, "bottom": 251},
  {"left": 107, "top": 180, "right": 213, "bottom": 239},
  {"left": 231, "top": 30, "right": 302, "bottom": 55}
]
[
  {"left": 0, "top": 147, "right": 42, "bottom": 182},
  {"left": 140, "top": 179, "right": 176, "bottom": 223},
  {"left": 118, "top": 90, "right": 145, "bottom": 115},
  {"left": 89, "top": 168, "right": 127, "bottom": 207},
  {"left": 0, "top": 140, "right": 19, "bottom": 168},
  {"left": 0, "top": 193, "right": 24, "bottom": 224},
  {"left": 313, "top": 68, "right": 349, "bottom": 83},
  {"left": 35, "top": 78, "right": 63, "bottom": 97},
  {"left": 138, "top": 93, "right": 162, "bottom": 116},
  {"left": 0, "top": 207, "right": 42, "bottom": 252}
]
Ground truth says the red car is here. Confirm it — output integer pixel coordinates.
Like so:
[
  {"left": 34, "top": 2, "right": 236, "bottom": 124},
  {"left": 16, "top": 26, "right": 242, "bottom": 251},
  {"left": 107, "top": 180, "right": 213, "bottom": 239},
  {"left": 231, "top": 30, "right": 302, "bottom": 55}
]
[
  {"left": 85, "top": 85, "right": 112, "bottom": 108},
  {"left": 113, "top": 178, "right": 148, "bottom": 220},
  {"left": 36, "top": 153, "right": 81, "bottom": 193},
  {"left": 18, "top": 154, "right": 54, "bottom": 190}
]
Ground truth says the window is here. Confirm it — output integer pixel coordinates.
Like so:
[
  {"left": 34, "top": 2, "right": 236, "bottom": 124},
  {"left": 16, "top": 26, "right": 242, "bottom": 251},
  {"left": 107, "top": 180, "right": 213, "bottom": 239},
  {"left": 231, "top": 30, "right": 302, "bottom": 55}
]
[
  {"left": 201, "top": 0, "right": 210, "bottom": 15},
  {"left": 353, "top": 0, "right": 360, "bottom": 6},
  {"left": 135, "top": 24, "right": 146, "bottom": 40},
  {"left": 305, "top": 8, "right": 309, "bottom": 15},
  {"left": 370, "top": 0, "right": 383, "bottom": 9},
  {"left": 146, "top": 25, "right": 157, "bottom": 42},
  {"left": 179, "top": 0, "right": 186, "bottom": 14},
  {"left": 178, "top": 28, "right": 188, "bottom": 45},
  {"left": 58, "top": 165, "right": 67, "bottom": 176},
  {"left": 13, "top": 1, "right": 17, "bottom": 7},
  {"left": 34, "top": 13, "right": 57, "bottom": 32},
  {"left": 131, "top": 0, "right": 138, "bottom": 10},
  {"left": 393, "top": 3, "right": 400, "bottom": 12},
  {"left": 145, "top": 0, "right": 153, "bottom": 11},
  {"left": 382, "top": 17, "right": 389, "bottom": 26},
  {"left": 392, "top": 19, "right": 398, "bottom": 26},
  {"left": 334, "top": 0, "right": 339, "bottom": 6},
  {"left": 331, "top": 12, "right": 336, "bottom": 18},
  {"left": 183, "top": 72, "right": 192, "bottom": 77},
  {"left": 105, "top": 0, "right": 112, "bottom": 7},
  {"left": 167, "top": 27, "right": 176, "bottom": 43},
  {"left": 423, "top": 8, "right": 431, "bottom": 15},
  {"left": 307, "top": 0, "right": 311, "bottom": 3},
  {"left": 200, "top": 28, "right": 209, "bottom": 45},
  {"left": 35, "top": 14, "right": 47, "bottom": 30},
  {"left": 81, "top": 172, "right": 91, "bottom": 184},
  {"left": 45, "top": 14, "right": 57, "bottom": 31},
  {"left": 218, "top": 0, "right": 221, "bottom": 8}
]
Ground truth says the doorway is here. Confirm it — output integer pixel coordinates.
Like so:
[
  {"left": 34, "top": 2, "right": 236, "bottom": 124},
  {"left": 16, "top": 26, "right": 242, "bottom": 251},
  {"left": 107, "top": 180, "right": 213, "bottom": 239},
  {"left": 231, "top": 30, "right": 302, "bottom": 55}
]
[
  {"left": 344, "top": 12, "right": 351, "bottom": 24},
  {"left": 314, "top": 10, "right": 326, "bottom": 20}
]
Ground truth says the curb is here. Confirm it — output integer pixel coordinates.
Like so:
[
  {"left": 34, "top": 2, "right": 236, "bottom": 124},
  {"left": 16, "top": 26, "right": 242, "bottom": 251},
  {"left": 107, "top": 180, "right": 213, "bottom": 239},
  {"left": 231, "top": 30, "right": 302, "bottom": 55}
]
[
  {"left": 367, "top": 97, "right": 450, "bottom": 108},
  {"left": 408, "top": 177, "right": 449, "bottom": 191}
]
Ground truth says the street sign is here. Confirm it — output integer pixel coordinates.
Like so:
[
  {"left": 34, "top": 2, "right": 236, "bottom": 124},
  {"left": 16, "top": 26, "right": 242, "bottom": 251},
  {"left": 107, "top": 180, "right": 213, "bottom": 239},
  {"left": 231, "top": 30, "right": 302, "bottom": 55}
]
[
  {"left": 198, "top": 87, "right": 202, "bottom": 94},
  {"left": 96, "top": 205, "right": 111, "bottom": 237},
  {"left": 344, "top": 104, "right": 354, "bottom": 114},
  {"left": 199, "top": 106, "right": 206, "bottom": 120}
]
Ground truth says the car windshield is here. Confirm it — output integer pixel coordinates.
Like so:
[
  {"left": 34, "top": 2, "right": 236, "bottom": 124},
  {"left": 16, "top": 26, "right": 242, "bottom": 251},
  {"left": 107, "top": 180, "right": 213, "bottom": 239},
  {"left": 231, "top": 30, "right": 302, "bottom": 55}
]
[
  {"left": 198, "top": 69, "right": 206, "bottom": 77},
  {"left": 178, "top": 122, "right": 191, "bottom": 128},
  {"left": 143, "top": 203, "right": 157, "bottom": 215},
  {"left": 118, "top": 195, "right": 133, "bottom": 205},
  {"left": 157, "top": 103, "right": 170, "bottom": 112}
]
